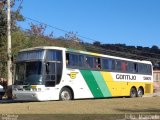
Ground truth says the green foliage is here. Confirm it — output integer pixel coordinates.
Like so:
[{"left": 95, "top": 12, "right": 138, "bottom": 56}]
[{"left": 0, "top": 0, "right": 24, "bottom": 78}]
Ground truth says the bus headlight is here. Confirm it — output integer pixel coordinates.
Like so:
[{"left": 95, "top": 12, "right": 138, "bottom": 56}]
[
  {"left": 31, "top": 86, "right": 42, "bottom": 91},
  {"left": 31, "top": 86, "right": 37, "bottom": 91},
  {"left": 31, "top": 86, "right": 37, "bottom": 89}
]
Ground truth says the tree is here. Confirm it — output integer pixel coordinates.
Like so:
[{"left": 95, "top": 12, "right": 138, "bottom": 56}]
[
  {"left": 65, "top": 31, "right": 80, "bottom": 42},
  {"left": 137, "top": 46, "right": 143, "bottom": 50},
  {"left": 26, "top": 23, "right": 47, "bottom": 36},
  {"left": 0, "top": 0, "right": 24, "bottom": 78},
  {"left": 151, "top": 45, "right": 159, "bottom": 53},
  {"left": 0, "top": 0, "right": 24, "bottom": 38}
]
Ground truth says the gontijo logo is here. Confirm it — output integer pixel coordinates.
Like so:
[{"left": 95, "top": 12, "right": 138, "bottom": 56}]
[{"left": 68, "top": 72, "right": 78, "bottom": 79}]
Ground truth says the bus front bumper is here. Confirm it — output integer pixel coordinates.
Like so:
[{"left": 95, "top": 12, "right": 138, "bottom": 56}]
[{"left": 12, "top": 91, "right": 51, "bottom": 101}]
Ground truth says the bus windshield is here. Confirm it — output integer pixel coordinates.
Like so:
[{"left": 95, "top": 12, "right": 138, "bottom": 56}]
[{"left": 14, "top": 61, "right": 43, "bottom": 85}]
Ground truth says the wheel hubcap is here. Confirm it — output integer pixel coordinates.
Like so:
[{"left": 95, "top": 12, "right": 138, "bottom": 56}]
[
  {"left": 138, "top": 90, "right": 142, "bottom": 97},
  {"left": 131, "top": 90, "right": 136, "bottom": 97},
  {"left": 61, "top": 91, "right": 70, "bottom": 100}
]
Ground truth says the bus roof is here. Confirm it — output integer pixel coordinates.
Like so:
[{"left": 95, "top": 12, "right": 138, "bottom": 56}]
[
  {"left": 19, "top": 46, "right": 65, "bottom": 52},
  {"left": 19, "top": 46, "right": 152, "bottom": 64}
]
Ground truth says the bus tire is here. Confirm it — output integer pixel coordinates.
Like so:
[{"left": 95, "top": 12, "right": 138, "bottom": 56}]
[
  {"left": 59, "top": 87, "right": 73, "bottom": 101},
  {"left": 137, "top": 87, "right": 144, "bottom": 97},
  {"left": 130, "top": 87, "right": 137, "bottom": 98},
  {"left": 0, "top": 95, "right": 2, "bottom": 100}
]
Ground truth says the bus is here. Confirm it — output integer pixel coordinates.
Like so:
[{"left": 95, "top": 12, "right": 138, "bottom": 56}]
[{"left": 12, "top": 46, "right": 153, "bottom": 101}]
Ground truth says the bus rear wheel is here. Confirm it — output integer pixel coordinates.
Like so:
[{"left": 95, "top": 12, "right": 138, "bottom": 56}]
[
  {"left": 137, "top": 87, "right": 144, "bottom": 97},
  {"left": 59, "top": 87, "right": 73, "bottom": 101},
  {"left": 130, "top": 87, "right": 137, "bottom": 98}
]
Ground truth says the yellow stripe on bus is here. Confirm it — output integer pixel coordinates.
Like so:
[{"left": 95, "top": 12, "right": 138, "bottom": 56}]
[{"left": 101, "top": 72, "right": 153, "bottom": 97}]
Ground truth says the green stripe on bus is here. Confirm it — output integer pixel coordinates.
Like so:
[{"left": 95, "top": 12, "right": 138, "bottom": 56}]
[
  {"left": 80, "top": 70, "right": 104, "bottom": 98},
  {"left": 92, "top": 71, "right": 111, "bottom": 97}
]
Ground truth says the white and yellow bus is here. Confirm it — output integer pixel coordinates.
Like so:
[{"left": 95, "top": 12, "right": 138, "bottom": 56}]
[{"left": 12, "top": 46, "right": 153, "bottom": 101}]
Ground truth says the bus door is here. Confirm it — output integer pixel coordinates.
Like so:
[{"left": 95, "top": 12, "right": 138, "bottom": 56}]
[{"left": 45, "top": 50, "right": 62, "bottom": 87}]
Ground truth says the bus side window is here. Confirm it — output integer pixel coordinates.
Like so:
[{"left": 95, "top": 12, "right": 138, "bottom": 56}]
[
  {"left": 138, "top": 63, "right": 152, "bottom": 75},
  {"left": 66, "top": 53, "right": 69, "bottom": 66},
  {"left": 70, "top": 54, "right": 78, "bottom": 67},
  {"left": 121, "top": 61, "right": 127, "bottom": 72},
  {"left": 94, "top": 58, "right": 101, "bottom": 69},
  {"left": 79, "top": 55, "right": 85, "bottom": 68},
  {"left": 102, "top": 58, "right": 115, "bottom": 71},
  {"left": 134, "top": 63, "right": 138, "bottom": 73},
  {"left": 138, "top": 63, "right": 146, "bottom": 74},
  {"left": 147, "top": 64, "right": 152, "bottom": 75},
  {"left": 66, "top": 53, "right": 86, "bottom": 68},
  {"left": 127, "top": 62, "right": 133, "bottom": 73},
  {"left": 85, "top": 57, "right": 90, "bottom": 68},
  {"left": 85, "top": 56, "right": 94, "bottom": 68},
  {"left": 115, "top": 60, "right": 122, "bottom": 72}
]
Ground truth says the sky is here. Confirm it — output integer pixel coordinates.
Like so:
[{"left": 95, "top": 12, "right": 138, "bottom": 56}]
[{"left": 15, "top": 0, "right": 160, "bottom": 48}]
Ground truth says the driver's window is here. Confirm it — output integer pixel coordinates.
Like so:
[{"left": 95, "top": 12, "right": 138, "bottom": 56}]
[
  {"left": 45, "top": 62, "right": 56, "bottom": 87},
  {"left": 45, "top": 50, "right": 62, "bottom": 87},
  {"left": 46, "top": 63, "right": 55, "bottom": 75}
]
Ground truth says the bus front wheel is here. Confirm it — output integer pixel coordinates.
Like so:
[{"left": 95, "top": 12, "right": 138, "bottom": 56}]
[
  {"left": 0, "top": 95, "right": 2, "bottom": 100},
  {"left": 59, "top": 87, "right": 73, "bottom": 101},
  {"left": 130, "top": 87, "right": 137, "bottom": 98}
]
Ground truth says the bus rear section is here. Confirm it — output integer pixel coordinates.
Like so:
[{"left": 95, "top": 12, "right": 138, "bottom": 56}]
[{"left": 63, "top": 50, "right": 153, "bottom": 99}]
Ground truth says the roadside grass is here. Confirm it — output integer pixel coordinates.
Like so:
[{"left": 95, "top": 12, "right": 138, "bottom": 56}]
[{"left": 0, "top": 97, "right": 160, "bottom": 115}]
